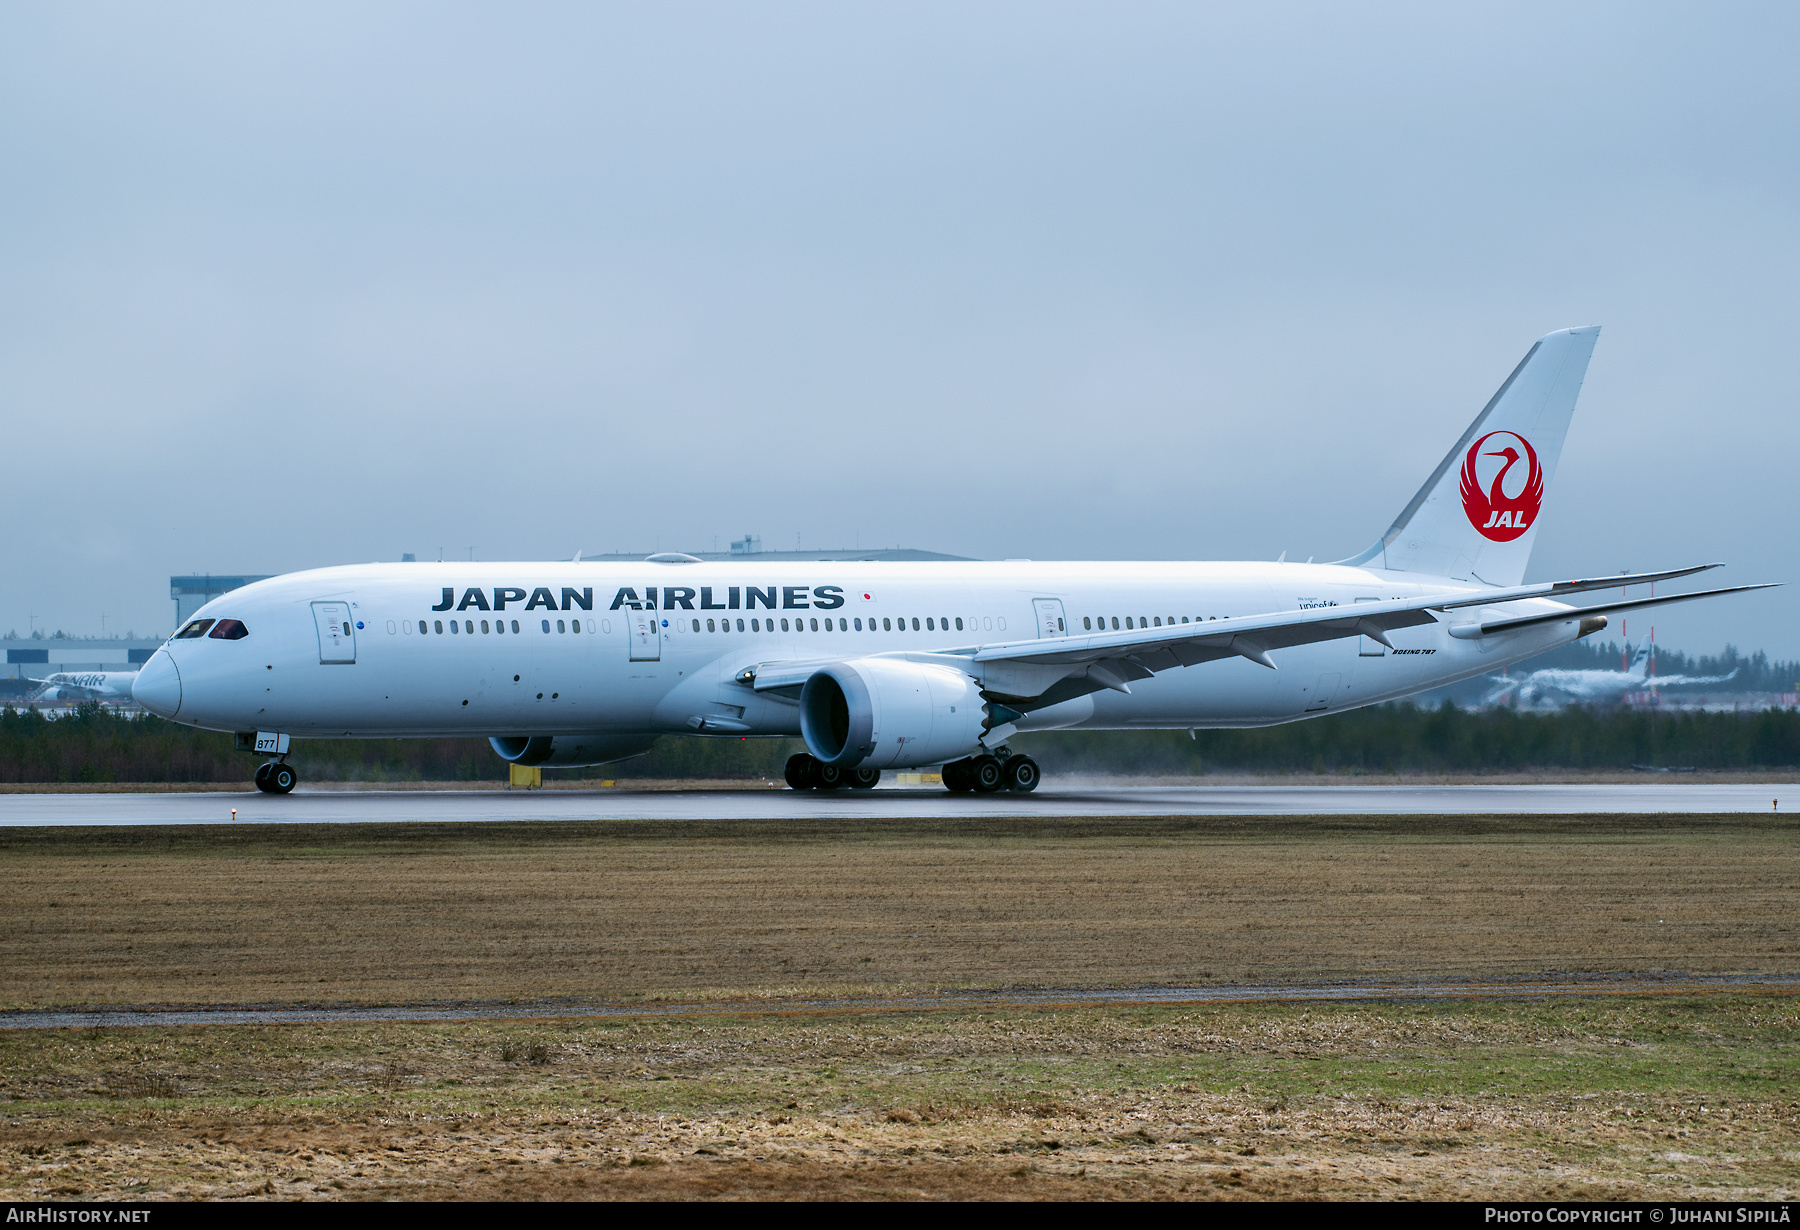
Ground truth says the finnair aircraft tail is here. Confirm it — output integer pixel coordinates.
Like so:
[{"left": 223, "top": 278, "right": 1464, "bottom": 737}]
[{"left": 1340, "top": 326, "right": 1600, "bottom": 587}]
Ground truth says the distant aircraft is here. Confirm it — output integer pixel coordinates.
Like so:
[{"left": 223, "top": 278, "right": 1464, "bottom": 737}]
[
  {"left": 1483, "top": 636, "right": 1739, "bottom": 708},
  {"left": 28, "top": 671, "right": 140, "bottom": 703}
]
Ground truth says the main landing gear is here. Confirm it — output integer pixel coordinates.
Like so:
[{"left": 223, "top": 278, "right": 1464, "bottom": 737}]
[
  {"left": 254, "top": 761, "right": 297, "bottom": 794},
  {"left": 942, "top": 748, "right": 1039, "bottom": 794},
  {"left": 785, "top": 753, "right": 880, "bottom": 791}
]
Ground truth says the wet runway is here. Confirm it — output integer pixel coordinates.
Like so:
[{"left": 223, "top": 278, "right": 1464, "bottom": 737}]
[{"left": 0, "top": 780, "right": 1793, "bottom": 825}]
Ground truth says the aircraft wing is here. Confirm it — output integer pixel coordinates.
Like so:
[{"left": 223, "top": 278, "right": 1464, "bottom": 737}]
[
  {"left": 962, "top": 572, "right": 1774, "bottom": 707},
  {"left": 744, "top": 564, "right": 1773, "bottom": 710}
]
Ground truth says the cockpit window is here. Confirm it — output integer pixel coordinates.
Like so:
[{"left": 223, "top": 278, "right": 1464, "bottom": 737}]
[
  {"left": 208, "top": 619, "right": 249, "bottom": 640},
  {"left": 174, "top": 619, "right": 215, "bottom": 639}
]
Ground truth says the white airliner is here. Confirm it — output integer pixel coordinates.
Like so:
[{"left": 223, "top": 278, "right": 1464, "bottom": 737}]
[
  {"left": 28, "top": 671, "right": 140, "bottom": 703},
  {"left": 134, "top": 327, "right": 1771, "bottom": 795},
  {"left": 1483, "top": 635, "right": 1740, "bottom": 708}
]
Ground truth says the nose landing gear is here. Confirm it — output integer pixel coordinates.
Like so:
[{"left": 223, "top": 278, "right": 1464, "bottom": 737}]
[{"left": 254, "top": 761, "right": 297, "bottom": 794}]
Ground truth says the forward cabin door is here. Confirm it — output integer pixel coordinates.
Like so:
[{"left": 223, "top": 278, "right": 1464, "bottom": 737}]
[
  {"left": 312, "top": 601, "right": 357, "bottom": 664},
  {"left": 628, "top": 609, "right": 661, "bottom": 661},
  {"left": 1032, "top": 598, "right": 1067, "bottom": 638}
]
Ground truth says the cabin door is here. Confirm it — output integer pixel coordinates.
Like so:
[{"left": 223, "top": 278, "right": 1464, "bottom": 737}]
[
  {"left": 312, "top": 601, "right": 357, "bottom": 664},
  {"left": 1032, "top": 598, "right": 1067, "bottom": 638},
  {"left": 628, "top": 609, "right": 661, "bottom": 661}
]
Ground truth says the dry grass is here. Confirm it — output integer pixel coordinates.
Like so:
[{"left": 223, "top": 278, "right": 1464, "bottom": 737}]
[
  {"left": 4, "top": 815, "right": 1798, "bottom": 1200},
  {"left": 1, "top": 815, "right": 1796, "bottom": 1009},
  {"left": 1, "top": 998, "right": 1796, "bottom": 1201}
]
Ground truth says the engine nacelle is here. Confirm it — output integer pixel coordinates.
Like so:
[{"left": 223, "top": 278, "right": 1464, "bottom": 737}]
[
  {"left": 800, "top": 658, "right": 988, "bottom": 770},
  {"left": 488, "top": 733, "right": 658, "bottom": 768}
]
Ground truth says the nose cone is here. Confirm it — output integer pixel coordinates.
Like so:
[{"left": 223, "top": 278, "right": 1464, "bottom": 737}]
[{"left": 133, "top": 650, "right": 182, "bottom": 717}]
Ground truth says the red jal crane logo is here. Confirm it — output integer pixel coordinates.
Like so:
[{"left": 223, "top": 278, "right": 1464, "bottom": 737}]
[{"left": 1459, "top": 430, "right": 1542, "bottom": 542}]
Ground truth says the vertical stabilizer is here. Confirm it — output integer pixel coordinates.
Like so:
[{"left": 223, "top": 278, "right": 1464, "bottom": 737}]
[{"left": 1339, "top": 327, "right": 1600, "bottom": 586}]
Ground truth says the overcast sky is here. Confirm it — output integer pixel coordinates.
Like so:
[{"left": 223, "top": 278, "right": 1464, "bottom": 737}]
[{"left": 2, "top": 2, "right": 1795, "bottom": 657}]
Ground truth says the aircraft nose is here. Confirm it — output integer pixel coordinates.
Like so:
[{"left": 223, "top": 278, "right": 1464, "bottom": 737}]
[{"left": 132, "top": 650, "right": 182, "bottom": 718}]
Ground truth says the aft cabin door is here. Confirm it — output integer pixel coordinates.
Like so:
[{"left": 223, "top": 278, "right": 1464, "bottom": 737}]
[
  {"left": 312, "top": 601, "right": 356, "bottom": 664},
  {"left": 1032, "top": 598, "right": 1067, "bottom": 638},
  {"left": 628, "top": 609, "right": 661, "bottom": 661}
]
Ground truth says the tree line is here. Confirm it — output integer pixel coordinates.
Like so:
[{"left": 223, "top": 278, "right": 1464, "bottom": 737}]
[{"left": 1, "top": 700, "right": 1795, "bottom": 784}]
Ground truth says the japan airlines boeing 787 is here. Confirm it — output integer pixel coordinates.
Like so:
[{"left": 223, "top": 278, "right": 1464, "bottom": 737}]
[{"left": 134, "top": 327, "right": 1771, "bottom": 794}]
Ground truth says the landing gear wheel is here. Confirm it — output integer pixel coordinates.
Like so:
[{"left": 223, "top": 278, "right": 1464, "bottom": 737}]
[
  {"left": 784, "top": 753, "right": 814, "bottom": 790},
  {"left": 813, "top": 761, "right": 845, "bottom": 790},
  {"left": 849, "top": 767, "right": 881, "bottom": 789},
  {"left": 253, "top": 762, "right": 273, "bottom": 793},
  {"left": 970, "top": 755, "right": 1005, "bottom": 793},
  {"left": 941, "top": 759, "right": 972, "bottom": 792},
  {"left": 267, "top": 763, "right": 297, "bottom": 794},
  {"left": 1005, "top": 756, "right": 1041, "bottom": 793}
]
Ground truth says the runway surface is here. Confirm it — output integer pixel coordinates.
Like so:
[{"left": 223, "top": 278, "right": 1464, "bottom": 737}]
[
  {"left": 6, "top": 973, "right": 1794, "bottom": 1030},
  {"left": 0, "top": 781, "right": 1793, "bottom": 825}
]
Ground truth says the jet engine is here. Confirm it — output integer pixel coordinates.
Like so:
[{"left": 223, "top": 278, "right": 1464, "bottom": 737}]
[
  {"left": 799, "top": 658, "right": 989, "bottom": 770},
  {"left": 488, "top": 733, "right": 658, "bottom": 768}
]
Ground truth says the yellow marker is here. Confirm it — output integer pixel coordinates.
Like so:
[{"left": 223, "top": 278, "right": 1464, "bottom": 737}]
[{"left": 231, "top": 808, "right": 237, "bottom": 822}]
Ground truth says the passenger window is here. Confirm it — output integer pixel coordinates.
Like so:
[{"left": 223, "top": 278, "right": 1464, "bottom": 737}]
[
  {"left": 1152, "top": 617, "right": 1160, "bottom": 627},
  {"left": 572, "top": 620, "right": 581, "bottom": 634},
  {"left": 1125, "top": 617, "right": 1133, "bottom": 629},
  {"left": 208, "top": 619, "right": 249, "bottom": 640},
  {"left": 557, "top": 620, "right": 566, "bottom": 633},
  {"left": 839, "top": 618, "right": 847, "bottom": 631},
  {"left": 854, "top": 618, "right": 862, "bottom": 631},
  {"left": 480, "top": 620, "right": 489, "bottom": 634},
  {"left": 175, "top": 619, "right": 214, "bottom": 639},
  {"left": 465, "top": 620, "right": 474, "bottom": 634},
  {"left": 781, "top": 619, "right": 789, "bottom": 632},
  {"left": 587, "top": 620, "right": 595, "bottom": 633},
  {"left": 1181, "top": 616, "right": 1189, "bottom": 623},
  {"left": 494, "top": 620, "right": 504, "bottom": 635},
  {"left": 1058, "top": 618, "right": 1064, "bottom": 631},
  {"left": 541, "top": 620, "right": 550, "bottom": 633},
  {"left": 1083, "top": 617, "right": 1091, "bottom": 630},
  {"left": 983, "top": 617, "right": 992, "bottom": 631},
  {"left": 911, "top": 617, "right": 920, "bottom": 631},
  {"left": 955, "top": 617, "right": 963, "bottom": 631},
  {"left": 707, "top": 619, "right": 715, "bottom": 632},
  {"left": 450, "top": 620, "right": 459, "bottom": 634},
  {"left": 736, "top": 618, "right": 745, "bottom": 632},
  {"left": 751, "top": 619, "right": 760, "bottom": 632},
  {"left": 511, "top": 620, "right": 520, "bottom": 633},
  {"left": 1111, "top": 617, "right": 1120, "bottom": 630},
  {"left": 434, "top": 620, "right": 443, "bottom": 634},
  {"left": 810, "top": 618, "right": 818, "bottom": 631},
  {"left": 925, "top": 617, "right": 934, "bottom": 631}
]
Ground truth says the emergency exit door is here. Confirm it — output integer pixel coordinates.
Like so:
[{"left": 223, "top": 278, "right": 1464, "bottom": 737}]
[
  {"left": 312, "top": 601, "right": 357, "bottom": 664},
  {"left": 628, "top": 609, "right": 661, "bottom": 661},
  {"left": 1032, "top": 598, "right": 1067, "bottom": 637}
]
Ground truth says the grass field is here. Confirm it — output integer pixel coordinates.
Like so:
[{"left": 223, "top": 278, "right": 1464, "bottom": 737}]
[
  {"left": 2, "top": 998, "right": 1797, "bottom": 1200},
  {"left": 2, "top": 815, "right": 1795, "bottom": 1007},
  {"left": 2, "top": 813, "right": 1796, "bottom": 1200}
]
